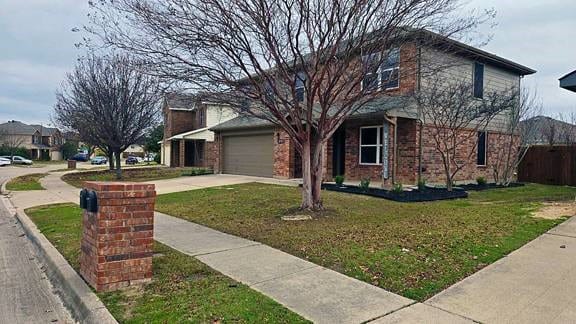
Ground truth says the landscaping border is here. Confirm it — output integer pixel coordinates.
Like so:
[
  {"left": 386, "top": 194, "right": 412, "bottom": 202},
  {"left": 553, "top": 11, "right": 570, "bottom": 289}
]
[
  {"left": 320, "top": 183, "right": 468, "bottom": 202},
  {"left": 0, "top": 184, "right": 117, "bottom": 324}
]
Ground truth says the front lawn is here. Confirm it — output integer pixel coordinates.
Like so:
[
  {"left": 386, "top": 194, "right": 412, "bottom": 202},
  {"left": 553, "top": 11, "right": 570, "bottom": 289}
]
[
  {"left": 26, "top": 203, "right": 307, "bottom": 323},
  {"left": 61, "top": 167, "right": 211, "bottom": 188},
  {"left": 156, "top": 183, "right": 576, "bottom": 301},
  {"left": 6, "top": 173, "right": 47, "bottom": 191}
]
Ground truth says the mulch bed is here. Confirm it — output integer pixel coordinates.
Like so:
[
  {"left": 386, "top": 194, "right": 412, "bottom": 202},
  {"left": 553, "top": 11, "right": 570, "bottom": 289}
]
[
  {"left": 456, "top": 182, "right": 525, "bottom": 191},
  {"left": 321, "top": 183, "right": 468, "bottom": 202}
]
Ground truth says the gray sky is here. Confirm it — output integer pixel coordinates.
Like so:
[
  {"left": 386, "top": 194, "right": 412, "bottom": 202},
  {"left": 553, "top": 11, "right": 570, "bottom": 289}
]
[{"left": 0, "top": 0, "right": 574, "bottom": 125}]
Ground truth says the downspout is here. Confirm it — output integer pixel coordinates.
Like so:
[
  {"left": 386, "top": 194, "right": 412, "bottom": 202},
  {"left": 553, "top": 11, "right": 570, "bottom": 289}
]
[
  {"left": 416, "top": 45, "right": 424, "bottom": 185},
  {"left": 383, "top": 114, "right": 397, "bottom": 186}
]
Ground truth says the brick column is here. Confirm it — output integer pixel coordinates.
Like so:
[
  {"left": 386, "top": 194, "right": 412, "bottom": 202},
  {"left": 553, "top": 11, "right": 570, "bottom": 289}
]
[
  {"left": 80, "top": 182, "right": 155, "bottom": 292},
  {"left": 179, "top": 140, "right": 186, "bottom": 167}
]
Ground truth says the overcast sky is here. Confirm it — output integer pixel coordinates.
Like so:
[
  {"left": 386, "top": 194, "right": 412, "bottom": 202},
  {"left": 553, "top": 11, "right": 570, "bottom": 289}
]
[{"left": 0, "top": 0, "right": 574, "bottom": 125}]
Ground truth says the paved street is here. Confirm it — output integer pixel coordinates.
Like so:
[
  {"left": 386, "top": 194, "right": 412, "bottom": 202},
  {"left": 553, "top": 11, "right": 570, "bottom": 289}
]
[{"left": 0, "top": 165, "right": 73, "bottom": 323}]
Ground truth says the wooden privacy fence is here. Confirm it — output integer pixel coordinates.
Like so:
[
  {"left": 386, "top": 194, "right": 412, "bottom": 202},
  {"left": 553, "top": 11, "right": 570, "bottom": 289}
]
[{"left": 518, "top": 145, "right": 576, "bottom": 186}]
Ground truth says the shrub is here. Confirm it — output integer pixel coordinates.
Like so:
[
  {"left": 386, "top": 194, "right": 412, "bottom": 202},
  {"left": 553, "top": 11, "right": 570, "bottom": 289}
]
[
  {"left": 334, "top": 175, "right": 345, "bottom": 186},
  {"left": 359, "top": 178, "right": 370, "bottom": 192},
  {"left": 392, "top": 183, "right": 403, "bottom": 194},
  {"left": 0, "top": 145, "right": 31, "bottom": 159},
  {"left": 476, "top": 176, "right": 487, "bottom": 186},
  {"left": 154, "top": 154, "right": 161, "bottom": 164},
  {"left": 417, "top": 178, "right": 427, "bottom": 191}
]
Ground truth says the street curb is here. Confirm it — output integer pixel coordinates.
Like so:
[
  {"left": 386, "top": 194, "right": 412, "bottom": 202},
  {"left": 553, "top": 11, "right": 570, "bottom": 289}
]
[{"left": 0, "top": 188, "right": 117, "bottom": 324}]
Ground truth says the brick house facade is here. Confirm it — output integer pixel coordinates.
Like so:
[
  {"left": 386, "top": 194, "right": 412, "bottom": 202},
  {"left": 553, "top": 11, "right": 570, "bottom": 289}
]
[
  {"left": 160, "top": 94, "right": 237, "bottom": 168},
  {"left": 209, "top": 35, "right": 534, "bottom": 185}
]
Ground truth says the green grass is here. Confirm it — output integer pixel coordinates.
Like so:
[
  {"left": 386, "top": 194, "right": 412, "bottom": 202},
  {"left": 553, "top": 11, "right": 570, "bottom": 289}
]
[
  {"left": 6, "top": 173, "right": 47, "bottom": 191},
  {"left": 61, "top": 167, "right": 211, "bottom": 188},
  {"left": 26, "top": 203, "right": 307, "bottom": 323},
  {"left": 156, "top": 183, "right": 576, "bottom": 301}
]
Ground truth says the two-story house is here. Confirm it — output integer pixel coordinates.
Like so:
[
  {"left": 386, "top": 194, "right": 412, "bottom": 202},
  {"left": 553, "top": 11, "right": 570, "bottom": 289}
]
[
  {"left": 209, "top": 31, "right": 535, "bottom": 185},
  {"left": 0, "top": 121, "right": 65, "bottom": 160},
  {"left": 160, "top": 93, "right": 237, "bottom": 167}
]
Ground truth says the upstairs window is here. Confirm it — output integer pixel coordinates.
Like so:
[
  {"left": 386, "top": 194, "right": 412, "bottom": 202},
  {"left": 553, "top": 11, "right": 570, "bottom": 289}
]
[
  {"left": 362, "top": 48, "right": 400, "bottom": 92},
  {"left": 295, "top": 72, "right": 306, "bottom": 103},
  {"left": 362, "top": 52, "right": 380, "bottom": 91},
  {"left": 381, "top": 48, "right": 400, "bottom": 89},
  {"left": 473, "top": 62, "right": 484, "bottom": 99},
  {"left": 477, "top": 131, "right": 487, "bottom": 166},
  {"left": 359, "top": 126, "right": 385, "bottom": 164}
]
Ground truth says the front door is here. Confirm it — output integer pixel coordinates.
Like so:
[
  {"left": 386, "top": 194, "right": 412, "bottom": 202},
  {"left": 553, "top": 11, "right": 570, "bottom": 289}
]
[{"left": 332, "top": 127, "right": 346, "bottom": 177}]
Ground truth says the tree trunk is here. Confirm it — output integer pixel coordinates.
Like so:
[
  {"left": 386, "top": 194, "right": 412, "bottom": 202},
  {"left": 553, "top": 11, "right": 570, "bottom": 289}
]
[
  {"left": 300, "top": 139, "right": 314, "bottom": 210},
  {"left": 114, "top": 151, "right": 122, "bottom": 180},
  {"left": 310, "top": 141, "right": 325, "bottom": 210},
  {"left": 107, "top": 149, "right": 115, "bottom": 171}
]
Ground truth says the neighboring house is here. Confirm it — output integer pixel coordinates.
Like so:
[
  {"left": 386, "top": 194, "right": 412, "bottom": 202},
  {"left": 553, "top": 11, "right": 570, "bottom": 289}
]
[
  {"left": 0, "top": 121, "right": 66, "bottom": 160},
  {"left": 209, "top": 31, "right": 535, "bottom": 184},
  {"left": 560, "top": 70, "right": 576, "bottom": 92},
  {"left": 122, "top": 144, "right": 145, "bottom": 158},
  {"left": 522, "top": 116, "right": 576, "bottom": 145},
  {"left": 160, "top": 93, "right": 237, "bottom": 167}
]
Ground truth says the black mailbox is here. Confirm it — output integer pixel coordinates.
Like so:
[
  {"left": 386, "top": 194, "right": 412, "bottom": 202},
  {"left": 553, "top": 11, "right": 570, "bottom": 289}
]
[
  {"left": 79, "top": 189, "right": 88, "bottom": 209},
  {"left": 85, "top": 190, "right": 99, "bottom": 213}
]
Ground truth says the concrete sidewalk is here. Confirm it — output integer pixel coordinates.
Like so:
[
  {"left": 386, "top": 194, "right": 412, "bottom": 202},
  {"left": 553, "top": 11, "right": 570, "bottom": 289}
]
[{"left": 426, "top": 216, "right": 576, "bottom": 324}]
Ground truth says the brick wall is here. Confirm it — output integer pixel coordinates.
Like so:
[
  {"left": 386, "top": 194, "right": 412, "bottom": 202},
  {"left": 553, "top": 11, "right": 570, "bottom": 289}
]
[
  {"left": 419, "top": 125, "right": 516, "bottom": 184},
  {"left": 163, "top": 105, "right": 196, "bottom": 138},
  {"left": 205, "top": 141, "right": 218, "bottom": 170},
  {"left": 80, "top": 182, "right": 155, "bottom": 292}
]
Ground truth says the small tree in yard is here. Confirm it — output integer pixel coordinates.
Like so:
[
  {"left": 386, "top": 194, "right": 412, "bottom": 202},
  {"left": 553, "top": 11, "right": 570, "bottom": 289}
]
[
  {"left": 490, "top": 89, "right": 542, "bottom": 186},
  {"left": 54, "top": 54, "right": 162, "bottom": 179},
  {"left": 144, "top": 124, "right": 163, "bottom": 154},
  {"left": 414, "top": 78, "right": 518, "bottom": 191},
  {"left": 87, "top": 0, "right": 493, "bottom": 210}
]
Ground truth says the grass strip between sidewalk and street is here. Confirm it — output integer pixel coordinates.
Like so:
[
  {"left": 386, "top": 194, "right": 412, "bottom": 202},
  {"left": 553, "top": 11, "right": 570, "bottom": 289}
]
[
  {"left": 26, "top": 203, "right": 308, "bottom": 323},
  {"left": 156, "top": 182, "right": 576, "bottom": 301},
  {"left": 6, "top": 173, "right": 47, "bottom": 191}
]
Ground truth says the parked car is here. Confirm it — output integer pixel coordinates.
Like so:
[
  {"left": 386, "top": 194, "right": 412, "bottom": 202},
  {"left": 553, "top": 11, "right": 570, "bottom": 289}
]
[
  {"left": 0, "top": 157, "right": 11, "bottom": 167},
  {"left": 1, "top": 155, "right": 33, "bottom": 165},
  {"left": 70, "top": 153, "right": 89, "bottom": 162},
  {"left": 91, "top": 156, "right": 108, "bottom": 165},
  {"left": 125, "top": 156, "right": 139, "bottom": 165}
]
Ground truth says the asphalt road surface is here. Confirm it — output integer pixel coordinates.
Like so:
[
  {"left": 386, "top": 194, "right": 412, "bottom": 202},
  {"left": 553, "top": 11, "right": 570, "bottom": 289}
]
[{"left": 0, "top": 166, "right": 73, "bottom": 323}]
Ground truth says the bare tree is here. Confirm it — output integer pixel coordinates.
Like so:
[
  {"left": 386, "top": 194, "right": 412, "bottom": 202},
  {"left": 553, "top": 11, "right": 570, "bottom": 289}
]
[
  {"left": 557, "top": 112, "right": 576, "bottom": 145},
  {"left": 491, "top": 88, "right": 542, "bottom": 185},
  {"left": 54, "top": 54, "right": 161, "bottom": 179},
  {"left": 414, "top": 78, "right": 518, "bottom": 191},
  {"left": 87, "top": 0, "right": 492, "bottom": 210},
  {"left": 0, "top": 127, "right": 26, "bottom": 157}
]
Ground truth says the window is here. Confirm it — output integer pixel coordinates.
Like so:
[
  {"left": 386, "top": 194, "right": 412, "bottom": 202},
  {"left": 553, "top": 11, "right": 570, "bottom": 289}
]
[
  {"left": 295, "top": 72, "right": 306, "bottom": 103},
  {"left": 477, "top": 131, "right": 487, "bottom": 166},
  {"left": 198, "top": 107, "right": 206, "bottom": 127},
  {"left": 362, "top": 52, "right": 380, "bottom": 91},
  {"left": 362, "top": 48, "right": 400, "bottom": 92},
  {"left": 359, "top": 126, "right": 385, "bottom": 164},
  {"left": 381, "top": 48, "right": 400, "bottom": 89},
  {"left": 473, "top": 62, "right": 484, "bottom": 99}
]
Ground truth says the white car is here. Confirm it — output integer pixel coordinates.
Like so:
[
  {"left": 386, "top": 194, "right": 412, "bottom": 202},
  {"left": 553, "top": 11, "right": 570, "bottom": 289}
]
[{"left": 0, "top": 157, "right": 11, "bottom": 167}]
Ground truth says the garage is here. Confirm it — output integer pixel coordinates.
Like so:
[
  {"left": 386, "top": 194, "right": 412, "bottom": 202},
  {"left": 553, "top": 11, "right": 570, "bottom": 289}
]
[{"left": 222, "top": 133, "right": 274, "bottom": 177}]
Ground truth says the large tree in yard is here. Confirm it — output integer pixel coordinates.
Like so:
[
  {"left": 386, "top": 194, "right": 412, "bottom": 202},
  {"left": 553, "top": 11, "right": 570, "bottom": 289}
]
[
  {"left": 54, "top": 54, "right": 162, "bottom": 179},
  {"left": 88, "top": 0, "right": 493, "bottom": 210}
]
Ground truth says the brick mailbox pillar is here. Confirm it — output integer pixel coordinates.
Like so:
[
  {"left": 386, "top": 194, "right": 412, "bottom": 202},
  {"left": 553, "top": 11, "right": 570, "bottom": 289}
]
[{"left": 80, "top": 182, "right": 156, "bottom": 292}]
